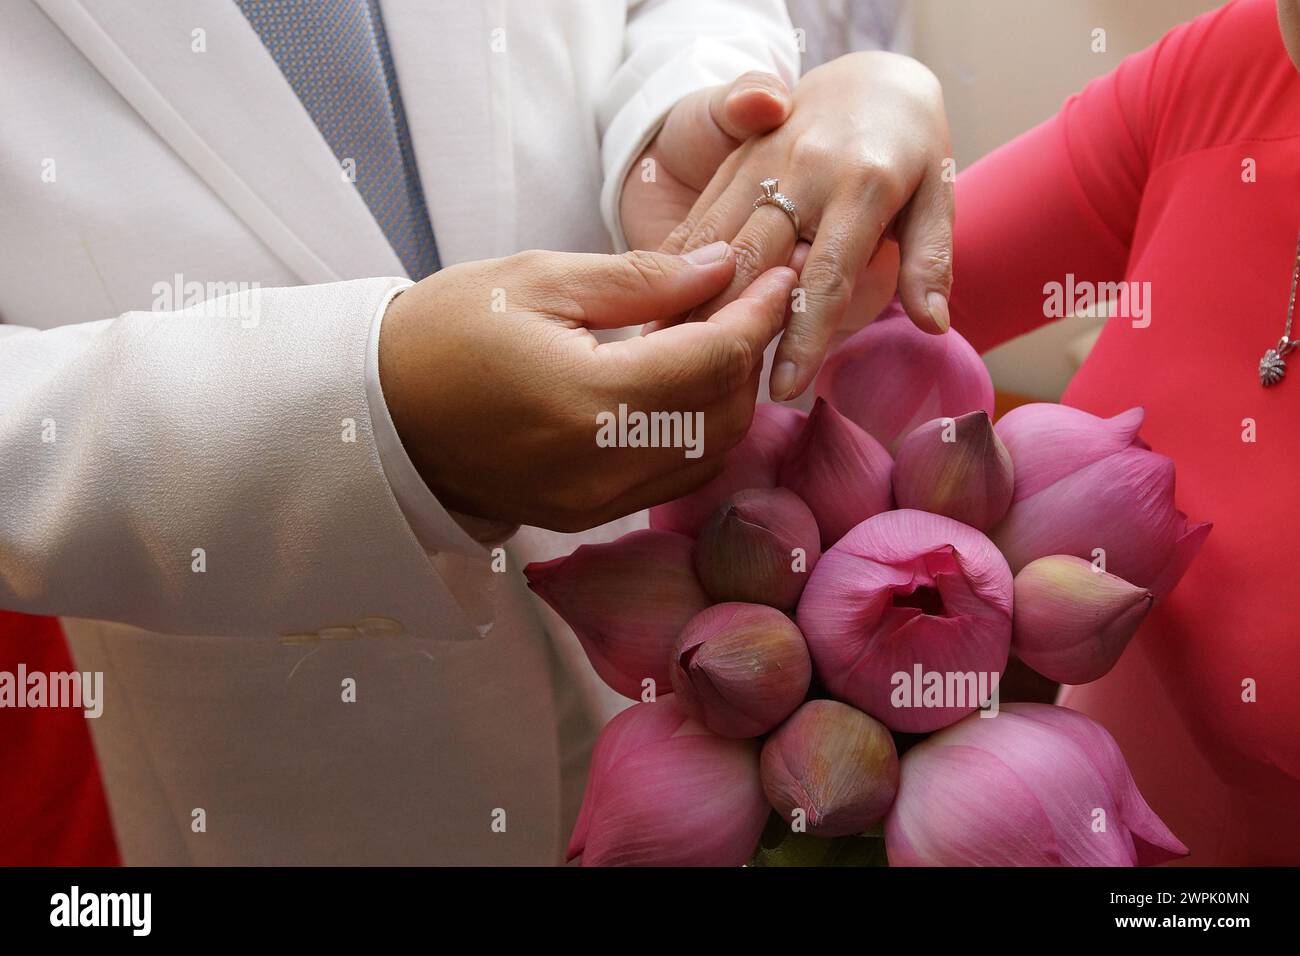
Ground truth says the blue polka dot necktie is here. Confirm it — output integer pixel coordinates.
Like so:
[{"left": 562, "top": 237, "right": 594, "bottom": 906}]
[{"left": 236, "top": 0, "right": 441, "bottom": 280}]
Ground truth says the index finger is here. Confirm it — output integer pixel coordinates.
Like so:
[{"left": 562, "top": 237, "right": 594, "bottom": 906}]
[
  {"left": 675, "top": 192, "right": 800, "bottom": 341},
  {"left": 605, "top": 266, "right": 797, "bottom": 408}
]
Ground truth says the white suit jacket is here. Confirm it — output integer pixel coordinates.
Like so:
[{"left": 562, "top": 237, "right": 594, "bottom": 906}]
[{"left": 0, "top": 0, "right": 797, "bottom": 864}]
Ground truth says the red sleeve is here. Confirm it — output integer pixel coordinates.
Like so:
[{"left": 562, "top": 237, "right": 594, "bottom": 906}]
[{"left": 950, "top": 20, "right": 1178, "bottom": 354}]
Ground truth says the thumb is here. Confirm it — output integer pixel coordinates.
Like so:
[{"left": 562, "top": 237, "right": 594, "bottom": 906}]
[
  {"left": 541, "top": 243, "right": 737, "bottom": 329},
  {"left": 894, "top": 172, "right": 955, "bottom": 335},
  {"left": 655, "top": 71, "right": 792, "bottom": 190},
  {"left": 630, "top": 267, "right": 798, "bottom": 402},
  {"left": 716, "top": 71, "right": 792, "bottom": 140}
]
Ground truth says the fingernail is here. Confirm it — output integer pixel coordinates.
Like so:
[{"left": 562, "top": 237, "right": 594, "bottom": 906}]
[
  {"left": 683, "top": 241, "right": 730, "bottom": 265},
  {"left": 770, "top": 360, "right": 797, "bottom": 401},
  {"left": 926, "top": 291, "right": 951, "bottom": 333}
]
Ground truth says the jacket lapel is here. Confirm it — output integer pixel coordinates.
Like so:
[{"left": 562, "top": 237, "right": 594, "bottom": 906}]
[{"left": 35, "top": 0, "right": 406, "bottom": 284}]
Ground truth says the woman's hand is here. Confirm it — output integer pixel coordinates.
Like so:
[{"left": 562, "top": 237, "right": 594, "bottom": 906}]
[
  {"left": 657, "top": 52, "right": 956, "bottom": 401},
  {"left": 379, "top": 246, "right": 797, "bottom": 532},
  {"left": 619, "top": 71, "right": 795, "bottom": 253}
]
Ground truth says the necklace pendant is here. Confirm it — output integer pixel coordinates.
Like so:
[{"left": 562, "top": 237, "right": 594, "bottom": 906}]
[
  {"left": 1261, "top": 336, "right": 1296, "bottom": 386},
  {"left": 1261, "top": 347, "right": 1287, "bottom": 386}
]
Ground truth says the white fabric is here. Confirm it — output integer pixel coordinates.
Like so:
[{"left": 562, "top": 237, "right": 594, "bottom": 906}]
[{"left": 0, "top": 0, "right": 796, "bottom": 863}]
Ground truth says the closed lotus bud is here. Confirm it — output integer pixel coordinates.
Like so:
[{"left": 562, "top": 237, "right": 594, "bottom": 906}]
[
  {"left": 885, "top": 703, "right": 1188, "bottom": 866},
  {"left": 993, "top": 403, "right": 1211, "bottom": 598},
  {"left": 524, "top": 530, "right": 709, "bottom": 700},
  {"left": 693, "top": 488, "right": 821, "bottom": 610},
  {"left": 568, "top": 696, "right": 770, "bottom": 866},
  {"left": 670, "top": 603, "right": 812, "bottom": 738},
  {"left": 650, "top": 403, "right": 806, "bottom": 537},
  {"left": 796, "top": 509, "right": 1012, "bottom": 733},
  {"left": 1012, "top": 555, "right": 1153, "bottom": 684},
  {"left": 779, "top": 398, "right": 893, "bottom": 548},
  {"left": 892, "top": 410, "right": 1013, "bottom": 532},
  {"left": 814, "top": 301, "right": 994, "bottom": 453},
  {"left": 761, "top": 700, "right": 899, "bottom": 838}
]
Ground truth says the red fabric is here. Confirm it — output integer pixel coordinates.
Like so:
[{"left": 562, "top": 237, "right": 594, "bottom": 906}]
[
  {"left": 952, "top": 0, "right": 1300, "bottom": 863},
  {"left": 0, "top": 611, "right": 119, "bottom": 865}
]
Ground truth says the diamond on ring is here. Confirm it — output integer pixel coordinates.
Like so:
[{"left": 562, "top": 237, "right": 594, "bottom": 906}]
[{"left": 753, "top": 178, "right": 800, "bottom": 238}]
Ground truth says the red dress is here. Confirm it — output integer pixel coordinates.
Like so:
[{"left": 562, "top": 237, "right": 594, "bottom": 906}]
[
  {"left": 0, "top": 612, "right": 118, "bottom": 865},
  {"left": 952, "top": 0, "right": 1300, "bottom": 864}
]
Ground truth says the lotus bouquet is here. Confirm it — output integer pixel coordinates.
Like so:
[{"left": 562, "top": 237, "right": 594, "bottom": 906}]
[{"left": 525, "top": 302, "right": 1210, "bottom": 867}]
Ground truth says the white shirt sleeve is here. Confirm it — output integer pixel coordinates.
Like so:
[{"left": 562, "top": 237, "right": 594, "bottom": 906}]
[{"left": 598, "top": 0, "right": 801, "bottom": 250}]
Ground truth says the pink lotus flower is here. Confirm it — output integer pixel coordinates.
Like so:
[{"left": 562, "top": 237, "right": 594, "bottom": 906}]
[
  {"left": 650, "top": 403, "right": 806, "bottom": 537},
  {"left": 670, "top": 603, "right": 812, "bottom": 738},
  {"left": 892, "top": 410, "right": 1013, "bottom": 532},
  {"left": 542, "top": 323, "right": 1212, "bottom": 867},
  {"left": 884, "top": 703, "right": 1188, "bottom": 866},
  {"left": 814, "top": 301, "right": 994, "bottom": 454},
  {"left": 796, "top": 509, "right": 1012, "bottom": 733},
  {"left": 779, "top": 398, "right": 894, "bottom": 548},
  {"left": 761, "top": 699, "right": 899, "bottom": 837},
  {"left": 693, "top": 488, "right": 821, "bottom": 610},
  {"left": 992, "top": 404, "right": 1211, "bottom": 598},
  {"left": 524, "top": 530, "right": 709, "bottom": 700},
  {"left": 1013, "top": 555, "right": 1153, "bottom": 684},
  {"left": 567, "top": 696, "right": 770, "bottom": 866}
]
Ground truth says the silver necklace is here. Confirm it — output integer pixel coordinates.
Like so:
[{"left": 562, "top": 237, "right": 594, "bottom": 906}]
[{"left": 1259, "top": 232, "right": 1300, "bottom": 386}]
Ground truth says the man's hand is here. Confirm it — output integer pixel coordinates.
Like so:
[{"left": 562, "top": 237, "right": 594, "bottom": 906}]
[
  {"left": 379, "top": 246, "right": 797, "bottom": 533},
  {"left": 620, "top": 71, "right": 793, "bottom": 252},
  {"left": 656, "top": 52, "right": 956, "bottom": 402}
]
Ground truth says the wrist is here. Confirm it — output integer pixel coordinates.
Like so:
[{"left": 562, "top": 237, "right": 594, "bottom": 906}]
[{"left": 377, "top": 288, "right": 446, "bottom": 501}]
